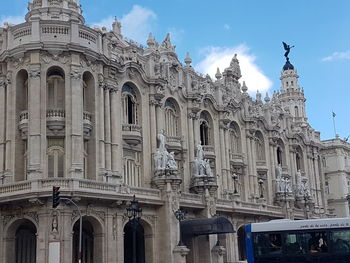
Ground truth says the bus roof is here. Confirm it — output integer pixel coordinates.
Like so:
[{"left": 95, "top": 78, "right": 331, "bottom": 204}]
[{"left": 250, "top": 217, "right": 350, "bottom": 232}]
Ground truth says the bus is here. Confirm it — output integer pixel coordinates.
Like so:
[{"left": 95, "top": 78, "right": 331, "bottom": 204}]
[{"left": 245, "top": 217, "right": 350, "bottom": 263}]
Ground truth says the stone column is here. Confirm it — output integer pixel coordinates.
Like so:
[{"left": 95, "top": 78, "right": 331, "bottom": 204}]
[
  {"left": 106, "top": 210, "right": 117, "bottom": 263},
  {"left": 211, "top": 245, "right": 226, "bottom": 263},
  {"left": 4, "top": 71, "right": 14, "bottom": 179},
  {"left": 250, "top": 138, "right": 258, "bottom": 196},
  {"left": 0, "top": 75, "right": 6, "bottom": 176},
  {"left": 36, "top": 210, "right": 48, "bottom": 263},
  {"left": 173, "top": 246, "right": 190, "bottom": 263},
  {"left": 115, "top": 214, "right": 125, "bottom": 263},
  {"left": 219, "top": 123, "right": 227, "bottom": 190},
  {"left": 155, "top": 100, "right": 164, "bottom": 133},
  {"left": 98, "top": 77, "right": 106, "bottom": 176},
  {"left": 104, "top": 86, "right": 112, "bottom": 175},
  {"left": 61, "top": 210, "right": 74, "bottom": 263},
  {"left": 110, "top": 85, "right": 121, "bottom": 182},
  {"left": 187, "top": 113, "right": 195, "bottom": 161},
  {"left": 246, "top": 136, "right": 254, "bottom": 196},
  {"left": 69, "top": 65, "right": 84, "bottom": 178},
  {"left": 27, "top": 65, "right": 42, "bottom": 179},
  {"left": 268, "top": 139, "right": 277, "bottom": 200},
  {"left": 193, "top": 113, "right": 200, "bottom": 146},
  {"left": 149, "top": 96, "right": 158, "bottom": 152}
]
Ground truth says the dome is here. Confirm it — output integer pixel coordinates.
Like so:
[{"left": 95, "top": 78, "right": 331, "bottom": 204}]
[{"left": 283, "top": 60, "right": 294, "bottom": 71}]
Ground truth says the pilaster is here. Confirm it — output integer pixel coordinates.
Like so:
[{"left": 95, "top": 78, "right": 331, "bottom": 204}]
[
  {"left": 68, "top": 64, "right": 84, "bottom": 178},
  {"left": 27, "top": 64, "right": 42, "bottom": 179}
]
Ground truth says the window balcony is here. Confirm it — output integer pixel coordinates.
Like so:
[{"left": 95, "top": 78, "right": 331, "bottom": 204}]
[
  {"left": 46, "top": 109, "right": 65, "bottom": 136},
  {"left": 202, "top": 145, "right": 216, "bottom": 159},
  {"left": 18, "top": 111, "right": 29, "bottom": 139},
  {"left": 122, "top": 124, "right": 142, "bottom": 145},
  {"left": 165, "top": 136, "right": 182, "bottom": 153}
]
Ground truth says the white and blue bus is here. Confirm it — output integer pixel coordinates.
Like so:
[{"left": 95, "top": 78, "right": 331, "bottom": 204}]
[{"left": 245, "top": 217, "right": 350, "bottom": 263}]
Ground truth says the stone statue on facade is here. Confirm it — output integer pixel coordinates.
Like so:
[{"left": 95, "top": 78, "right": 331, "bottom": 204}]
[
  {"left": 275, "top": 164, "right": 283, "bottom": 192},
  {"left": 296, "top": 170, "right": 311, "bottom": 198},
  {"left": 154, "top": 131, "right": 178, "bottom": 171},
  {"left": 193, "top": 143, "right": 213, "bottom": 177}
]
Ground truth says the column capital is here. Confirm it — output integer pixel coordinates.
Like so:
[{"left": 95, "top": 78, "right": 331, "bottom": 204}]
[
  {"left": 70, "top": 65, "right": 82, "bottom": 80},
  {"left": 188, "top": 112, "right": 198, "bottom": 120},
  {"left": 28, "top": 65, "right": 41, "bottom": 79},
  {"left": 0, "top": 74, "right": 6, "bottom": 88}
]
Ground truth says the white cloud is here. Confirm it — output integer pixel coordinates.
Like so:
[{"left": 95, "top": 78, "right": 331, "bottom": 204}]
[
  {"left": 195, "top": 44, "right": 273, "bottom": 96},
  {"left": 92, "top": 5, "right": 157, "bottom": 45},
  {"left": 0, "top": 15, "right": 25, "bottom": 26},
  {"left": 322, "top": 50, "right": 350, "bottom": 62},
  {"left": 167, "top": 27, "right": 185, "bottom": 45},
  {"left": 224, "top": 24, "right": 230, "bottom": 30}
]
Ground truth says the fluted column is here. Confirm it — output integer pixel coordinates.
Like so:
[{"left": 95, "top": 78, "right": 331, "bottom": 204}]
[
  {"left": 268, "top": 139, "right": 277, "bottom": 200},
  {"left": 187, "top": 113, "right": 195, "bottom": 162},
  {"left": 0, "top": 75, "right": 6, "bottom": 176},
  {"left": 4, "top": 71, "right": 13, "bottom": 181},
  {"left": 250, "top": 137, "right": 258, "bottom": 196},
  {"left": 98, "top": 76, "right": 106, "bottom": 175},
  {"left": 219, "top": 122, "right": 227, "bottom": 190},
  {"left": 193, "top": 113, "right": 200, "bottom": 146},
  {"left": 110, "top": 85, "right": 120, "bottom": 176},
  {"left": 149, "top": 96, "right": 158, "bottom": 153},
  {"left": 104, "top": 86, "right": 112, "bottom": 174},
  {"left": 246, "top": 134, "right": 254, "bottom": 197},
  {"left": 68, "top": 65, "right": 84, "bottom": 178},
  {"left": 27, "top": 65, "right": 42, "bottom": 179},
  {"left": 155, "top": 100, "right": 164, "bottom": 134}
]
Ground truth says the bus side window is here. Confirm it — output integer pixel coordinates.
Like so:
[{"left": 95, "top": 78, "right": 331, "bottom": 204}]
[{"left": 331, "top": 230, "right": 350, "bottom": 253}]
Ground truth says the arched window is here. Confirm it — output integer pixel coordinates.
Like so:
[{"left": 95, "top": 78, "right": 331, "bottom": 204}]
[
  {"left": 255, "top": 132, "right": 265, "bottom": 161},
  {"left": 164, "top": 99, "right": 179, "bottom": 137},
  {"left": 47, "top": 139, "right": 64, "bottom": 178},
  {"left": 122, "top": 84, "right": 138, "bottom": 125},
  {"left": 228, "top": 122, "right": 241, "bottom": 154},
  {"left": 199, "top": 111, "right": 211, "bottom": 145},
  {"left": 277, "top": 147, "right": 283, "bottom": 165},
  {"left": 47, "top": 67, "right": 65, "bottom": 110},
  {"left": 294, "top": 106, "right": 299, "bottom": 117},
  {"left": 123, "top": 149, "right": 141, "bottom": 187}
]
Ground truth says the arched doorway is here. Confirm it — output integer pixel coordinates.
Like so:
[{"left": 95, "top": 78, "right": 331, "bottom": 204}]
[
  {"left": 237, "top": 225, "right": 246, "bottom": 261},
  {"left": 72, "top": 216, "right": 103, "bottom": 263},
  {"left": 124, "top": 219, "right": 145, "bottom": 263},
  {"left": 5, "top": 218, "right": 37, "bottom": 263}
]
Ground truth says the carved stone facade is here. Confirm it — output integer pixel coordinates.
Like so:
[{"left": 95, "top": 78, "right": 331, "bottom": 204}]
[{"left": 0, "top": 1, "right": 330, "bottom": 263}]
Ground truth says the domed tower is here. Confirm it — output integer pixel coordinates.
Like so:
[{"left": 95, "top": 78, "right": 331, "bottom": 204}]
[
  {"left": 26, "top": 0, "right": 84, "bottom": 24},
  {"left": 278, "top": 43, "right": 307, "bottom": 122}
]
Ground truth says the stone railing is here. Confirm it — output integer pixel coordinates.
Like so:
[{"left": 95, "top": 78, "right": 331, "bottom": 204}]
[
  {"left": 203, "top": 145, "right": 215, "bottom": 153},
  {"left": 19, "top": 110, "right": 29, "bottom": 122},
  {"left": 166, "top": 136, "right": 181, "bottom": 144},
  {"left": 83, "top": 111, "right": 92, "bottom": 122},
  {"left": 47, "top": 109, "right": 65, "bottom": 118},
  {"left": 13, "top": 27, "right": 32, "bottom": 39},
  {"left": 48, "top": 0, "right": 63, "bottom": 7},
  {"left": 79, "top": 29, "right": 97, "bottom": 44},
  {"left": 32, "top": 0, "right": 42, "bottom": 8},
  {"left": 0, "top": 178, "right": 160, "bottom": 202},
  {"left": 229, "top": 152, "right": 243, "bottom": 160},
  {"left": 42, "top": 26, "right": 69, "bottom": 35},
  {"left": 122, "top": 124, "right": 142, "bottom": 132}
]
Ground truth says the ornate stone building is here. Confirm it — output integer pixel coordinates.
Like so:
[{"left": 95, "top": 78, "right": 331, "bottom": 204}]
[
  {"left": 0, "top": 1, "right": 328, "bottom": 262},
  {"left": 321, "top": 138, "right": 350, "bottom": 218}
]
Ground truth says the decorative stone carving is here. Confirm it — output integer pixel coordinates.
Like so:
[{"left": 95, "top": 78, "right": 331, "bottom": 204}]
[
  {"left": 29, "top": 69, "right": 41, "bottom": 78},
  {"left": 70, "top": 66, "right": 82, "bottom": 79},
  {"left": 296, "top": 170, "right": 311, "bottom": 198},
  {"left": 154, "top": 130, "right": 178, "bottom": 171}
]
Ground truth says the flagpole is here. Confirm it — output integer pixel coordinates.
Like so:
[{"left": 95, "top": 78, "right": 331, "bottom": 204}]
[{"left": 332, "top": 111, "right": 338, "bottom": 138}]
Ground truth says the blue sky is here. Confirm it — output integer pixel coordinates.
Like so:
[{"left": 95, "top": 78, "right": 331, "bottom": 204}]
[{"left": 1, "top": 0, "right": 349, "bottom": 140}]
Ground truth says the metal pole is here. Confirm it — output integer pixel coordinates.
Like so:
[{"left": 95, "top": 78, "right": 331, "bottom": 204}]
[
  {"left": 62, "top": 198, "right": 82, "bottom": 263},
  {"left": 132, "top": 220, "right": 137, "bottom": 263}
]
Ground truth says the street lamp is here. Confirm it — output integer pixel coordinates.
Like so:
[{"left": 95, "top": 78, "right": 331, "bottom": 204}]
[
  {"left": 258, "top": 178, "right": 264, "bottom": 198},
  {"left": 174, "top": 209, "right": 186, "bottom": 246},
  {"left": 232, "top": 173, "right": 238, "bottom": 194},
  {"left": 126, "top": 195, "right": 142, "bottom": 263}
]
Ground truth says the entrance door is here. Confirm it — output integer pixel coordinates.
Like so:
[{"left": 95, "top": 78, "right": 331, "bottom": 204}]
[{"left": 124, "top": 219, "right": 145, "bottom": 263}]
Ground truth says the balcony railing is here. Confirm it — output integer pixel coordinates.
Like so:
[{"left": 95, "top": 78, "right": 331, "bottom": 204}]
[{"left": 122, "top": 124, "right": 142, "bottom": 145}]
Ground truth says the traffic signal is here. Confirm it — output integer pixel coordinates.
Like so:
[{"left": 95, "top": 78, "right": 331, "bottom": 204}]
[{"left": 52, "top": 186, "right": 60, "bottom": 208}]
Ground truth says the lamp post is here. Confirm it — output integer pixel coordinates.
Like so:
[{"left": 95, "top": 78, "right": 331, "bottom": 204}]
[
  {"left": 258, "top": 178, "right": 264, "bottom": 198},
  {"left": 174, "top": 209, "right": 186, "bottom": 246},
  {"left": 126, "top": 195, "right": 142, "bottom": 263},
  {"left": 232, "top": 173, "right": 238, "bottom": 194}
]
